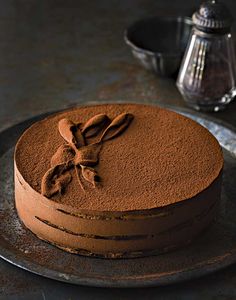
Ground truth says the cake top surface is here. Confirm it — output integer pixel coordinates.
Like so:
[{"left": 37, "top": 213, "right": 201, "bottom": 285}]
[{"left": 15, "top": 103, "right": 223, "bottom": 212}]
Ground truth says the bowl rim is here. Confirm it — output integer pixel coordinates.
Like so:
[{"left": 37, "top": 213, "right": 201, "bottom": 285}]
[{"left": 124, "top": 15, "right": 193, "bottom": 57}]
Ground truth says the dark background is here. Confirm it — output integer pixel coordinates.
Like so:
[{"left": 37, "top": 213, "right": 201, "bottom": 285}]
[{"left": 1, "top": 0, "right": 236, "bottom": 299}]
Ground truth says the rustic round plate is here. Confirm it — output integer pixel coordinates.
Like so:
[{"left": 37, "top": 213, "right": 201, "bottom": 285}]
[{"left": 0, "top": 105, "right": 236, "bottom": 288}]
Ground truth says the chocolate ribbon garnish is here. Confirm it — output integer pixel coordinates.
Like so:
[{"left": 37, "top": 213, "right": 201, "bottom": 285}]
[{"left": 41, "top": 112, "right": 134, "bottom": 198}]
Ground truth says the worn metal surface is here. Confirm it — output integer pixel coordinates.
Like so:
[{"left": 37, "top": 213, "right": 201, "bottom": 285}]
[
  {"left": 1, "top": 0, "right": 236, "bottom": 298},
  {"left": 0, "top": 106, "right": 236, "bottom": 288}
]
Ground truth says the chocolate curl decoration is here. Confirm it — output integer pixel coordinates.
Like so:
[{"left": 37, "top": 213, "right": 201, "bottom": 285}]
[
  {"left": 41, "top": 162, "right": 73, "bottom": 198},
  {"left": 74, "top": 143, "right": 102, "bottom": 166},
  {"left": 81, "top": 166, "right": 100, "bottom": 187},
  {"left": 82, "top": 114, "right": 110, "bottom": 139},
  {"left": 58, "top": 118, "right": 84, "bottom": 148},
  {"left": 41, "top": 112, "right": 134, "bottom": 198},
  {"left": 100, "top": 113, "right": 134, "bottom": 142},
  {"left": 50, "top": 144, "right": 75, "bottom": 166}
]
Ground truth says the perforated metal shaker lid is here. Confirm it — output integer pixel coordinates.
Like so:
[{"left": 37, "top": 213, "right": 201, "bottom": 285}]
[{"left": 192, "top": 0, "right": 233, "bottom": 33}]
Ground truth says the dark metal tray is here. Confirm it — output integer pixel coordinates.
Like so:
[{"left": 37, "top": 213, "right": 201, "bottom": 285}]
[{"left": 0, "top": 105, "right": 236, "bottom": 288}]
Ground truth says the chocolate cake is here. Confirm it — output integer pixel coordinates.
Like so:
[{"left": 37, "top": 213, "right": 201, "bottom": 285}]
[{"left": 14, "top": 103, "right": 223, "bottom": 258}]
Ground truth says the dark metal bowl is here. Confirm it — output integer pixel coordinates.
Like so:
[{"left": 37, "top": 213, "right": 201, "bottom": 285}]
[{"left": 124, "top": 16, "right": 193, "bottom": 77}]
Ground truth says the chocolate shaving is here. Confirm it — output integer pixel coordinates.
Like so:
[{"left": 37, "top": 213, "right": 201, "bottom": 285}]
[
  {"left": 41, "top": 162, "right": 73, "bottom": 197},
  {"left": 75, "top": 166, "right": 85, "bottom": 192},
  {"left": 41, "top": 112, "right": 134, "bottom": 198},
  {"left": 58, "top": 119, "right": 76, "bottom": 144},
  {"left": 81, "top": 166, "right": 100, "bottom": 187},
  {"left": 58, "top": 118, "right": 84, "bottom": 148},
  {"left": 51, "top": 144, "right": 75, "bottom": 167},
  {"left": 73, "top": 125, "right": 85, "bottom": 148},
  {"left": 100, "top": 113, "right": 134, "bottom": 142},
  {"left": 82, "top": 114, "right": 110, "bottom": 139},
  {"left": 74, "top": 143, "right": 102, "bottom": 166}
]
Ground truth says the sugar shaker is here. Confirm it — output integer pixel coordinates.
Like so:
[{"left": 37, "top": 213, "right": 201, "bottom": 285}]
[{"left": 177, "top": 0, "right": 236, "bottom": 112}]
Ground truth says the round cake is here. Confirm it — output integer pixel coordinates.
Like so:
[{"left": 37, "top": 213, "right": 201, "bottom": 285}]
[{"left": 14, "top": 103, "right": 223, "bottom": 258}]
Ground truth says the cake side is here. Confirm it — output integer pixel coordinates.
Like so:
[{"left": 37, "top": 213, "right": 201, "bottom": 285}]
[{"left": 15, "top": 161, "right": 222, "bottom": 258}]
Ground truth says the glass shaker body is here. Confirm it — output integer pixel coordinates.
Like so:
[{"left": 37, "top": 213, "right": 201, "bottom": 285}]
[{"left": 177, "top": 28, "right": 236, "bottom": 111}]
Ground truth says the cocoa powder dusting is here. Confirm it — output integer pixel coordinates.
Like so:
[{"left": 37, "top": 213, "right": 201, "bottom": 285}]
[
  {"left": 41, "top": 112, "right": 133, "bottom": 197},
  {"left": 15, "top": 103, "right": 224, "bottom": 211}
]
